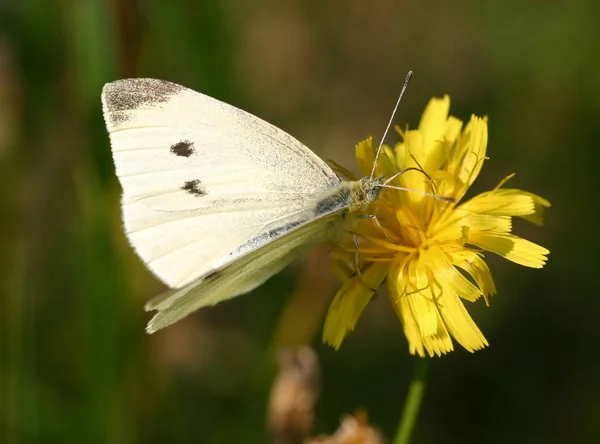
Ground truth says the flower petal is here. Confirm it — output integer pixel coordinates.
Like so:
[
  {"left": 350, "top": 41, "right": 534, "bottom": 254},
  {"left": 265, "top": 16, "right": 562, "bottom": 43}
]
[
  {"left": 443, "top": 116, "right": 463, "bottom": 147},
  {"left": 377, "top": 145, "right": 400, "bottom": 180},
  {"left": 434, "top": 283, "right": 489, "bottom": 353},
  {"left": 452, "top": 116, "right": 488, "bottom": 199},
  {"left": 387, "top": 255, "right": 453, "bottom": 357},
  {"left": 392, "top": 292, "right": 454, "bottom": 357},
  {"left": 355, "top": 137, "right": 398, "bottom": 180},
  {"left": 395, "top": 131, "right": 427, "bottom": 193},
  {"left": 427, "top": 116, "right": 464, "bottom": 194},
  {"left": 469, "top": 232, "right": 549, "bottom": 268},
  {"left": 418, "top": 95, "right": 450, "bottom": 157},
  {"left": 392, "top": 294, "right": 426, "bottom": 357},
  {"left": 515, "top": 191, "right": 551, "bottom": 225},
  {"left": 459, "top": 213, "right": 512, "bottom": 235},
  {"left": 423, "top": 245, "right": 489, "bottom": 352},
  {"left": 355, "top": 137, "right": 376, "bottom": 177},
  {"left": 421, "top": 317, "right": 454, "bottom": 357},
  {"left": 322, "top": 262, "right": 389, "bottom": 349},
  {"left": 422, "top": 245, "right": 482, "bottom": 303},
  {"left": 449, "top": 250, "right": 497, "bottom": 302},
  {"left": 460, "top": 188, "right": 551, "bottom": 220},
  {"left": 405, "top": 260, "right": 438, "bottom": 336}
]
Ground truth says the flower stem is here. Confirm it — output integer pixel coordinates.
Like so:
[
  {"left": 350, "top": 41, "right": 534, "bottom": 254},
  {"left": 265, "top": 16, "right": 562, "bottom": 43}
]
[{"left": 393, "top": 357, "right": 430, "bottom": 444}]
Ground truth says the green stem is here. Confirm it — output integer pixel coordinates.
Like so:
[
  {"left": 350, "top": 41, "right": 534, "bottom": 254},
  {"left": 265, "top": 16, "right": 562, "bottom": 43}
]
[{"left": 393, "top": 357, "right": 430, "bottom": 444}]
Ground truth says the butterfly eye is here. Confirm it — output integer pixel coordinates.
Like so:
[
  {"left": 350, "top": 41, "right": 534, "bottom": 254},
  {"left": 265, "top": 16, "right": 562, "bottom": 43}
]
[{"left": 367, "top": 187, "right": 380, "bottom": 203}]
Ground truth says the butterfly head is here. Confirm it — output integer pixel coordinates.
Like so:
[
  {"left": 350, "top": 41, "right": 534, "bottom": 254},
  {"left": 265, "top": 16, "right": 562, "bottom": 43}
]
[{"left": 348, "top": 175, "right": 385, "bottom": 212}]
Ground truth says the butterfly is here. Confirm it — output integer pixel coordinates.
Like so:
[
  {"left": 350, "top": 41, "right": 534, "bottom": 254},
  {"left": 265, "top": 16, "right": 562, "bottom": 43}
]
[{"left": 101, "top": 77, "right": 412, "bottom": 333}]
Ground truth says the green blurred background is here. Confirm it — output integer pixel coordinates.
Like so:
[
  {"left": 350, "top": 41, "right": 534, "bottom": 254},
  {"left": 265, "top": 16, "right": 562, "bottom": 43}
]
[{"left": 1, "top": 1, "right": 598, "bottom": 443}]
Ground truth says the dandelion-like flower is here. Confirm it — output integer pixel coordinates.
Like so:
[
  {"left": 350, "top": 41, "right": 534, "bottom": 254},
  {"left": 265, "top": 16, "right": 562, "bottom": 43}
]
[{"left": 324, "top": 95, "right": 550, "bottom": 357}]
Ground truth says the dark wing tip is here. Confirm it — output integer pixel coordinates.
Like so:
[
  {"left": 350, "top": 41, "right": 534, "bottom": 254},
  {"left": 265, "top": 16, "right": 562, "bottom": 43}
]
[{"left": 101, "top": 79, "right": 185, "bottom": 130}]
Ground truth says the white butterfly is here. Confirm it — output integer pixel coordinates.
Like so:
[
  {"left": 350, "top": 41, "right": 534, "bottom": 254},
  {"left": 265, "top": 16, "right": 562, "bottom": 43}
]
[{"left": 102, "top": 78, "right": 391, "bottom": 333}]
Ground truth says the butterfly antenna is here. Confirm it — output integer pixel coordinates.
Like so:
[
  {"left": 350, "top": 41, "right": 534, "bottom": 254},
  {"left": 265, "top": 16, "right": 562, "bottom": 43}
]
[
  {"left": 383, "top": 167, "right": 430, "bottom": 186},
  {"left": 370, "top": 71, "right": 413, "bottom": 179},
  {"left": 376, "top": 184, "right": 458, "bottom": 203}
]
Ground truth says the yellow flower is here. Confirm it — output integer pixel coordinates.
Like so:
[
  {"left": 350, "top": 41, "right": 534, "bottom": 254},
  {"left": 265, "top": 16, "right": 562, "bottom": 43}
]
[{"left": 323, "top": 95, "right": 550, "bottom": 357}]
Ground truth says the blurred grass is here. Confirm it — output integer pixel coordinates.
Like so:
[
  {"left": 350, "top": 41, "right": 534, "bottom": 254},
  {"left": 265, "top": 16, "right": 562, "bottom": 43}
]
[{"left": 1, "top": 0, "right": 599, "bottom": 443}]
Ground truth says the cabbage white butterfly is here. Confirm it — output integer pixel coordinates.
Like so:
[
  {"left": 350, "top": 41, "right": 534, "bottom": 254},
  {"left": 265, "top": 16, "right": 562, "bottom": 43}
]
[{"left": 101, "top": 77, "right": 410, "bottom": 333}]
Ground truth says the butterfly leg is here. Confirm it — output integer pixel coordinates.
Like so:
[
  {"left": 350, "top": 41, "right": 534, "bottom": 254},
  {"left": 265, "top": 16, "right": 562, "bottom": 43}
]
[
  {"left": 352, "top": 233, "right": 361, "bottom": 278},
  {"left": 350, "top": 233, "right": 379, "bottom": 293},
  {"left": 358, "top": 214, "right": 394, "bottom": 242}
]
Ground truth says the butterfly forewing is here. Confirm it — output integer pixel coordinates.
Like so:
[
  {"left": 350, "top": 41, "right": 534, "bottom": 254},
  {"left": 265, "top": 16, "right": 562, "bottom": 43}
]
[{"left": 102, "top": 79, "right": 340, "bottom": 288}]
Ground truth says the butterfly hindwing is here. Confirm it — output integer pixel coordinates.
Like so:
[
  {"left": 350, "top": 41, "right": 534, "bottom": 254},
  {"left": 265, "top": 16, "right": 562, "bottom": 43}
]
[{"left": 144, "top": 211, "right": 342, "bottom": 333}]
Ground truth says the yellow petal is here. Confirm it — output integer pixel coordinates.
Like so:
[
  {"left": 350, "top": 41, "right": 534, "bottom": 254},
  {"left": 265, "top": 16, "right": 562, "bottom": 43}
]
[
  {"left": 421, "top": 316, "right": 454, "bottom": 357},
  {"left": 388, "top": 256, "right": 425, "bottom": 357},
  {"left": 355, "top": 137, "right": 376, "bottom": 177},
  {"left": 426, "top": 116, "right": 464, "bottom": 193},
  {"left": 392, "top": 294, "right": 424, "bottom": 357},
  {"left": 422, "top": 245, "right": 482, "bottom": 303},
  {"left": 449, "top": 250, "right": 497, "bottom": 302},
  {"left": 387, "top": 254, "right": 454, "bottom": 357},
  {"left": 453, "top": 116, "right": 488, "bottom": 199},
  {"left": 459, "top": 213, "right": 512, "bottom": 235},
  {"left": 515, "top": 192, "right": 551, "bottom": 225},
  {"left": 418, "top": 95, "right": 450, "bottom": 156},
  {"left": 462, "top": 116, "right": 488, "bottom": 184},
  {"left": 388, "top": 249, "right": 484, "bottom": 356},
  {"left": 422, "top": 245, "right": 488, "bottom": 352},
  {"left": 424, "top": 114, "right": 466, "bottom": 176},
  {"left": 443, "top": 116, "right": 463, "bottom": 147},
  {"left": 388, "top": 257, "right": 423, "bottom": 356},
  {"left": 322, "top": 262, "right": 389, "bottom": 349},
  {"left": 355, "top": 137, "right": 398, "bottom": 180},
  {"left": 377, "top": 145, "right": 401, "bottom": 180},
  {"left": 404, "top": 260, "right": 438, "bottom": 336},
  {"left": 434, "top": 284, "right": 489, "bottom": 352},
  {"left": 396, "top": 130, "right": 427, "bottom": 193},
  {"left": 461, "top": 188, "right": 550, "bottom": 220},
  {"left": 469, "top": 232, "right": 549, "bottom": 268},
  {"left": 392, "top": 292, "right": 454, "bottom": 357}
]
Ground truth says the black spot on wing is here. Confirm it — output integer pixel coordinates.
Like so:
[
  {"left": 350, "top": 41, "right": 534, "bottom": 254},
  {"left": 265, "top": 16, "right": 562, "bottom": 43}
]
[
  {"left": 181, "top": 179, "right": 207, "bottom": 197},
  {"left": 170, "top": 140, "right": 196, "bottom": 157},
  {"left": 102, "top": 78, "right": 184, "bottom": 127}
]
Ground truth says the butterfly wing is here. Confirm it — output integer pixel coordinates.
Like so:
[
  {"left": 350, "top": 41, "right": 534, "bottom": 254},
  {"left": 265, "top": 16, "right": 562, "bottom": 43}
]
[
  {"left": 102, "top": 79, "right": 340, "bottom": 289},
  {"left": 144, "top": 211, "right": 343, "bottom": 333}
]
